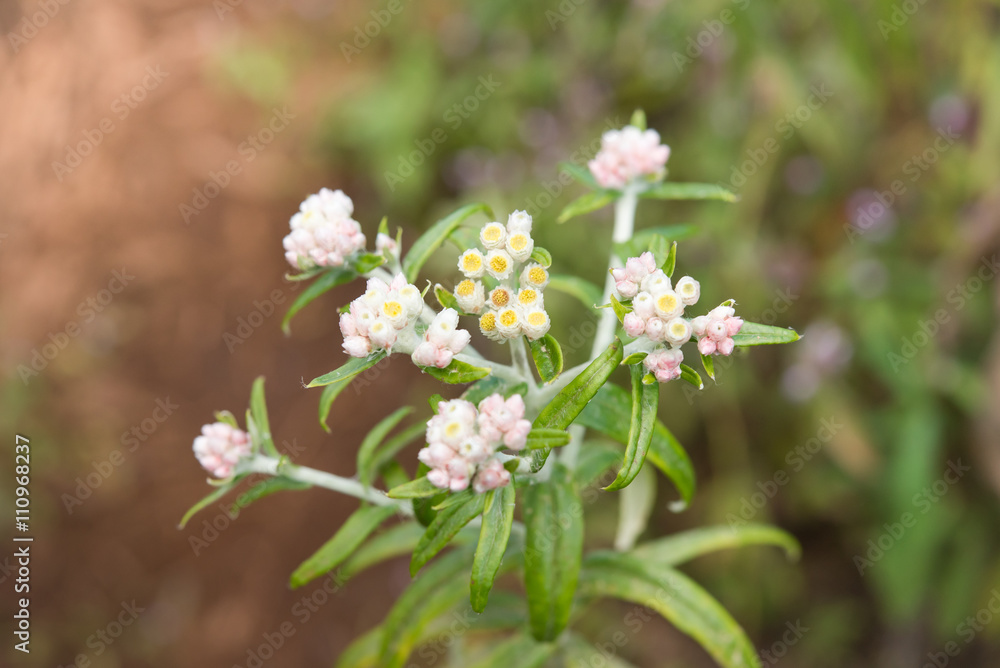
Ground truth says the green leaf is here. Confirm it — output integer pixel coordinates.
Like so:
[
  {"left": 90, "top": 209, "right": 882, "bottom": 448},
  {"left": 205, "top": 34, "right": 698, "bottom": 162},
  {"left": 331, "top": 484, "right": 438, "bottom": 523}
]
[
  {"left": 362, "top": 422, "right": 426, "bottom": 485},
  {"left": 290, "top": 505, "right": 399, "bottom": 588},
  {"left": 701, "top": 353, "right": 716, "bottom": 381},
  {"left": 461, "top": 376, "right": 528, "bottom": 405},
  {"left": 679, "top": 364, "right": 704, "bottom": 389},
  {"left": 609, "top": 294, "right": 631, "bottom": 324},
  {"left": 630, "top": 108, "right": 647, "bottom": 130},
  {"left": 631, "top": 524, "right": 801, "bottom": 566},
  {"left": 662, "top": 240, "right": 677, "bottom": 277},
  {"left": 410, "top": 493, "right": 487, "bottom": 576},
  {"left": 524, "top": 462, "right": 583, "bottom": 641},
  {"left": 248, "top": 376, "right": 278, "bottom": 457},
  {"left": 428, "top": 393, "right": 445, "bottom": 412},
  {"left": 579, "top": 552, "right": 761, "bottom": 668},
  {"left": 557, "top": 190, "right": 618, "bottom": 223},
  {"left": 575, "top": 441, "right": 622, "bottom": 488},
  {"left": 531, "top": 338, "right": 623, "bottom": 471},
  {"left": 335, "top": 626, "right": 381, "bottom": 668},
  {"left": 422, "top": 358, "right": 492, "bottom": 384},
  {"left": 308, "top": 350, "right": 387, "bottom": 388},
  {"left": 340, "top": 521, "right": 428, "bottom": 581},
  {"left": 558, "top": 161, "right": 599, "bottom": 189},
  {"left": 432, "top": 488, "right": 473, "bottom": 511},
  {"left": 622, "top": 352, "right": 648, "bottom": 365},
  {"left": 229, "top": 476, "right": 310, "bottom": 514},
  {"left": 213, "top": 410, "right": 239, "bottom": 428},
  {"left": 732, "top": 321, "right": 801, "bottom": 346},
  {"left": 434, "top": 284, "right": 458, "bottom": 310},
  {"left": 613, "top": 224, "right": 699, "bottom": 261},
  {"left": 470, "top": 485, "right": 516, "bottom": 612},
  {"left": 318, "top": 381, "right": 352, "bottom": 432},
  {"left": 357, "top": 407, "right": 414, "bottom": 487},
  {"left": 639, "top": 182, "right": 738, "bottom": 202},
  {"left": 387, "top": 476, "right": 443, "bottom": 499},
  {"left": 614, "top": 464, "right": 656, "bottom": 552},
  {"left": 546, "top": 274, "right": 604, "bottom": 309},
  {"left": 354, "top": 252, "right": 386, "bottom": 275},
  {"left": 529, "top": 334, "right": 564, "bottom": 383},
  {"left": 524, "top": 428, "right": 572, "bottom": 450},
  {"left": 178, "top": 482, "right": 236, "bottom": 528},
  {"left": 606, "top": 365, "right": 659, "bottom": 491},
  {"left": 577, "top": 383, "right": 694, "bottom": 509},
  {"left": 564, "top": 633, "right": 639, "bottom": 668},
  {"left": 379, "top": 546, "right": 476, "bottom": 668},
  {"left": 530, "top": 246, "right": 553, "bottom": 267},
  {"left": 402, "top": 202, "right": 493, "bottom": 283},
  {"left": 281, "top": 267, "right": 356, "bottom": 334},
  {"left": 467, "top": 632, "right": 557, "bottom": 668}
]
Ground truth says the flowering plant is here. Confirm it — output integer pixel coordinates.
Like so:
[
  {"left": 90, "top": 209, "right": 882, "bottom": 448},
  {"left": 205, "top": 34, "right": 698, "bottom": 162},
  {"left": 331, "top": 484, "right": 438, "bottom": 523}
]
[{"left": 182, "top": 111, "right": 801, "bottom": 667}]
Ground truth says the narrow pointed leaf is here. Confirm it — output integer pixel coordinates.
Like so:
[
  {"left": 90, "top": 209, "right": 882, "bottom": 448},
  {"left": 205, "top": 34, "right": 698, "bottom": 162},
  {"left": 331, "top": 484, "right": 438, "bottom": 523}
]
[
  {"left": 631, "top": 524, "right": 801, "bottom": 566},
  {"left": 410, "top": 492, "right": 487, "bottom": 576},
  {"left": 470, "top": 485, "right": 516, "bottom": 612},
  {"left": 579, "top": 552, "right": 761, "bottom": 668},
  {"left": 248, "top": 376, "right": 278, "bottom": 456},
  {"left": 290, "top": 505, "right": 399, "bottom": 588},
  {"left": 575, "top": 441, "right": 622, "bottom": 488},
  {"left": 546, "top": 274, "right": 604, "bottom": 309},
  {"left": 630, "top": 108, "right": 647, "bottom": 130},
  {"left": 467, "top": 632, "right": 557, "bottom": 668},
  {"left": 362, "top": 422, "right": 426, "bottom": 485},
  {"left": 282, "top": 266, "right": 356, "bottom": 334},
  {"left": 402, "top": 202, "right": 493, "bottom": 282},
  {"left": 354, "top": 252, "right": 386, "bottom": 275},
  {"left": 524, "top": 428, "right": 572, "bottom": 450},
  {"left": 387, "top": 476, "right": 442, "bottom": 499},
  {"left": 530, "top": 246, "right": 553, "bottom": 267},
  {"left": 232, "top": 476, "right": 310, "bottom": 512},
  {"left": 622, "top": 352, "right": 648, "bottom": 365},
  {"left": 606, "top": 364, "right": 659, "bottom": 491},
  {"left": 529, "top": 334, "right": 564, "bottom": 383},
  {"left": 732, "top": 321, "right": 801, "bottom": 346},
  {"left": 679, "top": 364, "right": 703, "bottom": 389},
  {"left": 308, "top": 350, "right": 387, "bottom": 388},
  {"left": 701, "top": 353, "right": 716, "bottom": 381},
  {"left": 422, "top": 358, "right": 491, "bottom": 384},
  {"left": 662, "top": 241, "right": 677, "bottom": 277},
  {"left": 609, "top": 294, "right": 631, "bottom": 324},
  {"left": 524, "top": 462, "right": 583, "bottom": 641},
  {"left": 614, "top": 465, "right": 656, "bottom": 551},
  {"left": 434, "top": 284, "right": 458, "bottom": 310},
  {"left": 558, "top": 161, "right": 599, "bottom": 189},
  {"left": 557, "top": 190, "right": 618, "bottom": 223},
  {"left": 178, "top": 482, "right": 236, "bottom": 528},
  {"left": 357, "top": 407, "right": 414, "bottom": 487},
  {"left": 639, "top": 182, "right": 738, "bottom": 202},
  {"left": 461, "top": 376, "right": 528, "bottom": 405},
  {"left": 340, "top": 521, "right": 428, "bottom": 581}
]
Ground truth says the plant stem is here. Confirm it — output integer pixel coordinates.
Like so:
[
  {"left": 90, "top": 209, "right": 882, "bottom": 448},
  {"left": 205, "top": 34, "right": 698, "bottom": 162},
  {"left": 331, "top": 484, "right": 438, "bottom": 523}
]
[
  {"left": 242, "top": 456, "right": 413, "bottom": 516},
  {"left": 561, "top": 186, "right": 639, "bottom": 468}
]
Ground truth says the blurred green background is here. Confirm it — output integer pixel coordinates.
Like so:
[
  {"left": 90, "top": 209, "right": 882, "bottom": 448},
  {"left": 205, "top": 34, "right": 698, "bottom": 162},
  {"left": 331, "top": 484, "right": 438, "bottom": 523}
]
[{"left": 2, "top": 0, "right": 999, "bottom": 666}]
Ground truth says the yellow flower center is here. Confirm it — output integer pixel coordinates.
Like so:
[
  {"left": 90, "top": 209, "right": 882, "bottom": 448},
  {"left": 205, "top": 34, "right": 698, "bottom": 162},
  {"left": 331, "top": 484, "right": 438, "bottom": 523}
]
[
  {"left": 657, "top": 294, "right": 678, "bottom": 313},
  {"left": 483, "top": 225, "right": 504, "bottom": 242},
  {"left": 670, "top": 321, "right": 687, "bottom": 336},
  {"left": 491, "top": 289, "right": 510, "bottom": 307},
  {"left": 499, "top": 309, "right": 518, "bottom": 327},
  {"left": 527, "top": 311, "right": 546, "bottom": 326},
  {"left": 518, "top": 289, "right": 537, "bottom": 305},
  {"left": 480, "top": 312, "right": 496, "bottom": 331},
  {"left": 463, "top": 253, "right": 482, "bottom": 272},
  {"left": 490, "top": 255, "right": 509, "bottom": 273},
  {"left": 382, "top": 301, "right": 403, "bottom": 318},
  {"left": 445, "top": 422, "right": 462, "bottom": 438},
  {"left": 528, "top": 267, "right": 547, "bottom": 284},
  {"left": 509, "top": 234, "right": 528, "bottom": 251},
  {"left": 456, "top": 280, "right": 476, "bottom": 297}
]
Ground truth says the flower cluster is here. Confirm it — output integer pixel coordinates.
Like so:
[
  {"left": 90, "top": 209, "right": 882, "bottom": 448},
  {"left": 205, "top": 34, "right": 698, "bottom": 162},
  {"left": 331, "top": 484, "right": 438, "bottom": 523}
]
[
  {"left": 588, "top": 125, "right": 671, "bottom": 190},
  {"left": 453, "top": 211, "right": 552, "bottom": 342},
  {"left": 418, "top": 394, "right": 530, "bottom": 493},
  {"left": 411, "top": 309, "right": 471, "bottom": 369},
  {"left": 612, "top": 251, "right": 742, "bottom": 383},
  {"left": 283, "top": 188, "right": 367, "bottom": 271},
  {"left": 339, "top": 273, "right": 426, "bottom": 358},
  {"left": 192, "top": 422, "right": 251, "bottom": 479},
  {"left": 692, "top": 306, "right": 743, "bottom": 357}
]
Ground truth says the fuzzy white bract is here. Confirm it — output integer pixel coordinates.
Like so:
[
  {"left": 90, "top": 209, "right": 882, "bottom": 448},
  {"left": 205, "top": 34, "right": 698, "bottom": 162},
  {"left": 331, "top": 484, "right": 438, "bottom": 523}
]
[
  {"left": 419, "top": 394, "right": 529, "bottom": 493},
  {"left": 340, "top": 273, "right": 428, "bottom": 358},
  {"left": 193, "top": 422, "right": 251, "bottom": 479},
  {"left": 456, "top": 211, "right": 552, "bottom": 341},
  {"left": 588, "top": 125, "right": 671, "bottom": 191},
  {"left": 411, "top": 308, "right": 471, "bottom": 369},
  {"left": 283, "top": 188, "right": 367, "bottom": 270}
]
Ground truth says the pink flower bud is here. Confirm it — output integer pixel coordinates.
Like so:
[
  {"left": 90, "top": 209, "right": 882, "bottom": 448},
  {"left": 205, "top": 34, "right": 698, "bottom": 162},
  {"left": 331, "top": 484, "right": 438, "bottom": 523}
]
[
  {"left": 615, "top": 280, "right": 638, "bottom": 299},
  {"left": 192, "top": 422, "right": 252, "bottom": 479},
  {"left": 339, "top": 313, "right": 359, "bottom": 338},
  {"left": 411, "top": 341, "right": 439, "bottom": 367},
  {"left": 427, "top": 468, "right": 450, "bottom": 489},
  {"left": 697, "top": 337, "right": 717, "bottom": 355},
  {"left": 645, "top": 317, "right": 666, "bottom": 342},
  {"left": 503, "top": 419, "right": 531, "bottom": 451},
  {"left": 343, "top": 336, "right": 371, "bottom": 358},
  {"left": 623, "top": 312, "right": 646, "bottom": 338}
]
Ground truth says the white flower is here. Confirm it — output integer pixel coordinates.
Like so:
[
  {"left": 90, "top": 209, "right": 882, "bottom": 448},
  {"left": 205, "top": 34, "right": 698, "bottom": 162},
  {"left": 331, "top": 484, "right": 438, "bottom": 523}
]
[
  {"left": 379, "top": 296, "right": 409, "bottom": 329},
  {"left": 516, "top": 287, "right": 544, "bottom": 312},
  {"left": 458, "top": 249, "right": 486, "bottom": 279},
  {"left": 398, "top": 284, "right": 424, "bottom": 317},
  {"left": 675, "top": 276, "right": 700, "bottom": 306},
  {"left": 284, "top": 188, "right": 365, "bottom": 271},
  {"left": 495, "top": 307, "right": 522, "bottom": 338},
  {"left": 488, "top": 286, "right": 515, "bottom": 311},
  {"left": 587, "top": 125, "right": 671, "bottom": 191},
  {"left": 506, "top": 210, "right": 533, "bottom": 234},
  {"left": 454, "top": 279, "right": 485, "bottom": 313},
  {"left": 522, "top": 309, "right": 551, "bottom": 340},
  {"left": 653, "top": 290, "right": 683, "bottom": 320},
  {"left": 367, "top": 318, "right": 397, "bottom": 349},
  {"left": 519, "top": 263, "right": 550, "bottom": 290},
  {"left": 665, "top": 317, "right": 693, "bottom": 346},
  {"left": 641, "top": 270, "right": 672, "bottom": 295},
  {"left": 485, "top": 249, "right": 514, "bottom": 280},
  {"left": 505, "top": 231, "right": 534, "bottom": 263},
  {"left": 480, "top": 222, "right": 507, "bottom": 250},
  {"left": 632, "top": 292, "right": 655, "bottom": 320},
  {"left": 193, "top": 423, "right": 251, "bottom": 479},
  {"left": 479, "top": 310, "right": 504, "bottom": 341}
]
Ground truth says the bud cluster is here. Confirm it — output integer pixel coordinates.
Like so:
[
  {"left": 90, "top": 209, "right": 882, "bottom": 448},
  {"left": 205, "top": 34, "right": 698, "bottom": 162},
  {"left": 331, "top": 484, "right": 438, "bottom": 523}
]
[
  {"left": 419, "top": 394, "right": 530, "bottom": 493},
  {"left": 192, "top": 422, "right": 251, "bottom": 479},
  {"left": 588, "top": 125, "right": 671, "bottom": 190},
  {"left": 339, "top": 274, "right": 427, "bottom": 357},
  {"left": 411, "top": 309, "right": 472, "bottom": 369},
  {"left": 283, "top": 188, "right": 367, "bottom": 271}
]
